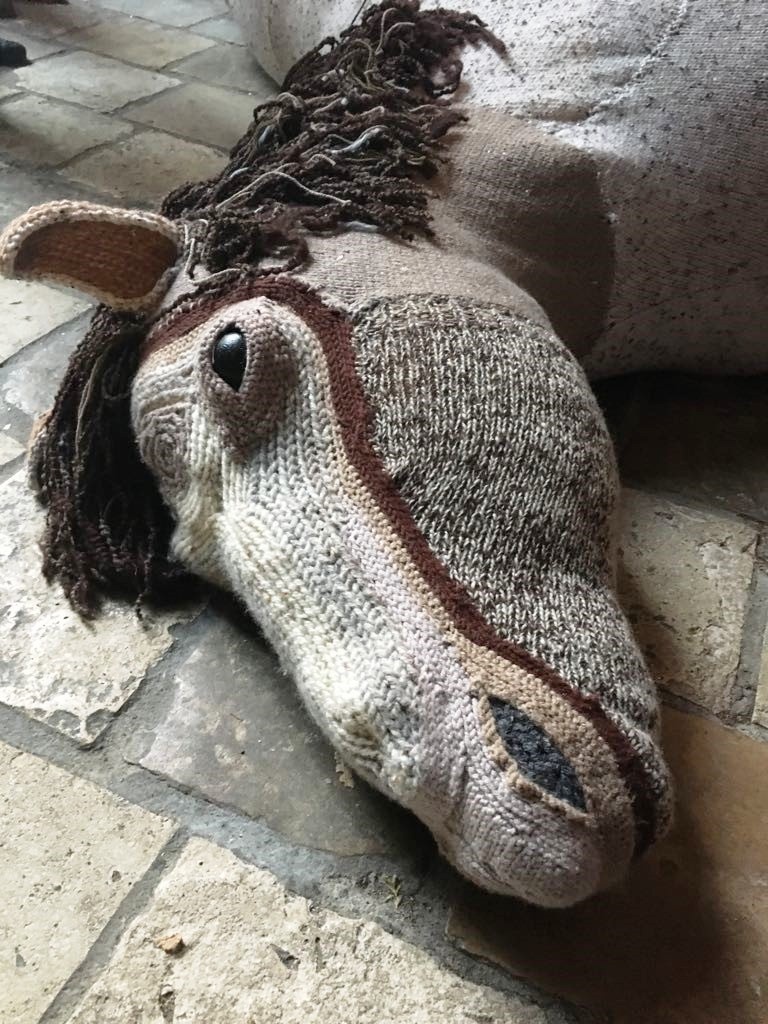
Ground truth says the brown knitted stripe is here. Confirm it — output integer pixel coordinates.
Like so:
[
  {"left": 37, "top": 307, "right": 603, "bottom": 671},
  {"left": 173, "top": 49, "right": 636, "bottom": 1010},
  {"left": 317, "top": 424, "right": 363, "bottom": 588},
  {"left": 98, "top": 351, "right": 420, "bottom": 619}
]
[
  {"left": 142, "top": 275, "right": 657, "bottom": 854},
  {"left": 142, "top": 274, "right": 266, "bottom": 361}
]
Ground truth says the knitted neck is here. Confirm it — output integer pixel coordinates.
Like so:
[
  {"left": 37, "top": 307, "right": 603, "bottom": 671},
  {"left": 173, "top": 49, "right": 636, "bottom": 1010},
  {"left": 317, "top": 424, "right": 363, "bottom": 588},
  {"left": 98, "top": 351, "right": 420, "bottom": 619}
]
[{"left": 161, "top": 0, "right": 503, "bottom": 276}]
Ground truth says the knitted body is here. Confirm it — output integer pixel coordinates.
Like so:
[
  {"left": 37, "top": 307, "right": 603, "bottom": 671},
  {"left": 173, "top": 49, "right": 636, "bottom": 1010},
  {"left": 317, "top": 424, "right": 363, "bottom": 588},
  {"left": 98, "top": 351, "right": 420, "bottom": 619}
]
[
  {"left": 4, "top": 0, "right": 755, "bottom": 906},
  {"left": 232, "top": 0, "right": 768, "bottom": 377}
]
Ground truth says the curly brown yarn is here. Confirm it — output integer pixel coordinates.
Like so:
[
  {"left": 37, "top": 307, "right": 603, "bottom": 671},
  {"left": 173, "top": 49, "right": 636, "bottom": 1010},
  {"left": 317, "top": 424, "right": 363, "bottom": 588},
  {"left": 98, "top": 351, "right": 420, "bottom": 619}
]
[
  {"left": 162, "top": 0, "right": 504, "bottom": 274},
  {"left": 31, "top": 0, "right": 502, "bottom": 613},
  {"left": 29, "top": 308, "right": 195, "bottom": 615}
]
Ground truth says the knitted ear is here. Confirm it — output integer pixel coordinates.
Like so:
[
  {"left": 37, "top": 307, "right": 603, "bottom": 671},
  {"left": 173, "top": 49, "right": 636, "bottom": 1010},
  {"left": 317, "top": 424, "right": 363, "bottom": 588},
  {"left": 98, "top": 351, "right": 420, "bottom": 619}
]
[{"left": 0, "top": 200, "right": 180, "bottom": 312}]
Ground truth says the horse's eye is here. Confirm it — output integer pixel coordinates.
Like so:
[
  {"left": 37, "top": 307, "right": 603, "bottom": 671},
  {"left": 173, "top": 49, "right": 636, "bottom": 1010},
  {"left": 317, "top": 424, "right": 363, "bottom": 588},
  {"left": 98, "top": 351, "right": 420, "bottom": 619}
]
[{"left": 212, "top": 328, "right": 247, "bottom": 390}]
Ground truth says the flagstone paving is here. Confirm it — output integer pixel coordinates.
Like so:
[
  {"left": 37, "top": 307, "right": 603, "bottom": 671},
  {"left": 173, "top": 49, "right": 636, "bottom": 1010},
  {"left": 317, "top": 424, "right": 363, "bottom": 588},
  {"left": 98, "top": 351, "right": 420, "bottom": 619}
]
[{"left": 0, "top": 2, "right": 765, "bottom": 1022}]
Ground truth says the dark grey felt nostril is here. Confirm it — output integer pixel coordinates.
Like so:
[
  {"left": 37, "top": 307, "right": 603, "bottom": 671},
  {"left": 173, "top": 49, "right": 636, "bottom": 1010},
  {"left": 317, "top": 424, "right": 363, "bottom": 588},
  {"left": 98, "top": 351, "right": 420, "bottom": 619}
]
[{"left": 488, "top": 696, "right": 587, "bottom": 810}]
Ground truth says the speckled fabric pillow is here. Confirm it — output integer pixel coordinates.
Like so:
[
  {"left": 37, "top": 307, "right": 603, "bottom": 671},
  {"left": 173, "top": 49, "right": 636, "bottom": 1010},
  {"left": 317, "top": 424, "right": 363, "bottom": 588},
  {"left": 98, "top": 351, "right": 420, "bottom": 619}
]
[
  {"left": 231, "top": 0, "right": 768, "bottom": 377},
  {"left": 0, "top": 1, "right": 704, "bottom": 908}
]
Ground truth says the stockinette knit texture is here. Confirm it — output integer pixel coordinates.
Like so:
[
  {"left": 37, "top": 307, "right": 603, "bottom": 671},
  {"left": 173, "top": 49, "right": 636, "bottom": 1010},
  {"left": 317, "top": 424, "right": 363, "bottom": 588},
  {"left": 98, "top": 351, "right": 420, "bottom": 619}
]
[
  {"left": 0, "top": 0, "right": 674, "bottom": 907},
  {"left": 129, "top": 278, "right": 671, "bottom": 906}
]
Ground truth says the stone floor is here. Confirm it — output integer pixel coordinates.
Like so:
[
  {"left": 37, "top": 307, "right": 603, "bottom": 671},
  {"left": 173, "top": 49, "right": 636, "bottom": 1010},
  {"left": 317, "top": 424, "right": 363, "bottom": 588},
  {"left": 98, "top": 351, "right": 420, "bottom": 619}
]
[{"left": 0, "top": 3, "right": 766, "bottom": 1023}]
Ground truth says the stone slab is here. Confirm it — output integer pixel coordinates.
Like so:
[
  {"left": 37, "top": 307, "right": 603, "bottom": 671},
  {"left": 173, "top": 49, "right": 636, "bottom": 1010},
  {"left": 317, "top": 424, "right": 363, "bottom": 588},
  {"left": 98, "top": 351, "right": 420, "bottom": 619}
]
[
  {"left": 447, "top": 708, "right": 768, "bottom": 1024},
  {"left": 0, "top": 740, "right": 174, "bottom": 1024},
  {"left": 0, "top": 93, "right": 131, "bottom": 167},
  {"left": 0, "top": 23, "right": 65, "bottom": 59},
  {"left": 169, "top": 40, "right": 275, "bottom": 94},
  {"left": 0, "top": 311, "right": 89, "bottom": 446},
  {"left": 64, "top": 18, "right": 215, "bottom": 69},
  {"left": 0, "top": 159, "right": 107, "bottom": 222},
  {"left": 754, "top": 617, "right": 768, "bottom": 729},
  {"left": 124, "top": 81, "right": 265, "bottom": 149},
  {"left": 13, "top": 50, "right": 177, "bottom": 112},
  {"left": 619, "top": 372, "right": 768, "bottom": 523},
  {"left": 0, "top": 431, "right": 24, "bottom": 467},
  {"left": 64, "top": 129, "right": 224, "bottom": 203},
  {"left": 131, "top": 606, "right": 425, "bottom": 859},
  {"left": 618, "top": 488, "right": 757, "bottom": 717},
  {"left": 0, "top": 278, "right": 88, "bottom": 363},
  {"left": 66, "top": 838, "right": 549, "bottom": 1024},
  {"left": 0, "top": 469, "right": 199, "bottom": 745},
  {"left": 97, "top": 0, "right": 229, "bottom": 29},
  {"left": 192, "top": 14, "right": 247, "bottom": 45}
]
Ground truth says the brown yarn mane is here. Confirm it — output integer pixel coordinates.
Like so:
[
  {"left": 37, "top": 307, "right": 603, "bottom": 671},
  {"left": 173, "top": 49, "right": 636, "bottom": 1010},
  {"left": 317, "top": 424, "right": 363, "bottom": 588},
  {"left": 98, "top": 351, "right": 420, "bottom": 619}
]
[
  {"left": 30, "top": 0, "right": 503, "bottom": 615},
  {"left": 30, "top": 309, "right": 194, "bottom": 614},
  {"left": 163, "top": 0, "right": 503, "bottom": 274}
]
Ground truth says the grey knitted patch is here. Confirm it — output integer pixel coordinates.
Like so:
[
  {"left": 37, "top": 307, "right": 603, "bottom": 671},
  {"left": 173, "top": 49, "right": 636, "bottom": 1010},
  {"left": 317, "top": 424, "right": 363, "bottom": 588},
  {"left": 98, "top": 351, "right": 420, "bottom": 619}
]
[
  {"left": 354, "top": 296, "right": 666, "bottom": 767},
  {"left": 488, "top": 697, "right": 586, "bottom": 810},
  {"left": 352, "top": 293, "right": 671, "bottom": 842}
]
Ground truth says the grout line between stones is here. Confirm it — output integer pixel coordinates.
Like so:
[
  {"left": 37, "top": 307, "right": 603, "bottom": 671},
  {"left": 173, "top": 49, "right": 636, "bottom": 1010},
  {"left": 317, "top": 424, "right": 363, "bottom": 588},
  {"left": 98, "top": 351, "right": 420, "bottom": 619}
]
[
  {"left": 90, "top": 115, "right": 230, "bottom": 157},
  {"left": 0, "top": 3, "right": 118, "bottom": 43},
  {"left": 10, "top": 35, "right": 268, "bottom": 98},
  {"left": 36, "top": 826, "right": 190, "bottom": 1024},
  {"left": 0, "top": 449, "right": 25, "bottom": 486},
  {"left": 0, "top": 700, "right": 584, "bottom": 1022},
  {"left": 6, "top": 43, "right": 187, "bottom": 85},
  {"left": 0, "top": 121, "right": 140, "bottom": 175},
  {"left": 1, "top": 42, "right": 270, "bottom": 176},
  {"left": 0, "top": 308, "right": 91, "bottom": 372},
  {"left": 0, "top": 81, "right": 142, "bottom": 121},
  {"left": 0, "top": 691, "right": 422, "bottom": 893},
  {"left": 730, "top": 526, "right": 768, "bottom": 725},
  {"left": 659, "top": 689, "right": 718, "bottom": 721},
  {"left": 621, "top": 480, "right": 768, "bottom": 529},
  {"left": 48, "top": 123, "right": 146, "bottom": 173},
  {"left": 654, "top": 689, "right": 768, "bottom": 742}
]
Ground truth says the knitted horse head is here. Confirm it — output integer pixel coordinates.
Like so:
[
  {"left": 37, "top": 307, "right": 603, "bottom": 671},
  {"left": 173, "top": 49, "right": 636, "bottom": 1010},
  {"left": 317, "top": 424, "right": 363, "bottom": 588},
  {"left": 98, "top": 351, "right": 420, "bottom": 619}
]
[{"left": 2, "top": 0, "right": 763, "bottom": 907}]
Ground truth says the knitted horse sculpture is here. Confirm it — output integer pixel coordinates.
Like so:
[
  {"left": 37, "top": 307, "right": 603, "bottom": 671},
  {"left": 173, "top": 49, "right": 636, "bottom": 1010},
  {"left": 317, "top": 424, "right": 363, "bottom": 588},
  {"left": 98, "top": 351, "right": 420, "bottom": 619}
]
[{"left": 0, "top": 0, "right": 764, "bottom": 908}]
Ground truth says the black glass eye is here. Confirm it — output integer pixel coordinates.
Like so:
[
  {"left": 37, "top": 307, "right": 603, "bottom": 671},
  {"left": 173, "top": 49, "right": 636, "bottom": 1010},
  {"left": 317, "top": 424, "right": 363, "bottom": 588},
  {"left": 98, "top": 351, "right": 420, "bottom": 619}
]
[{"left": 211, "top": 328, "right": 247, "bottom": 391}]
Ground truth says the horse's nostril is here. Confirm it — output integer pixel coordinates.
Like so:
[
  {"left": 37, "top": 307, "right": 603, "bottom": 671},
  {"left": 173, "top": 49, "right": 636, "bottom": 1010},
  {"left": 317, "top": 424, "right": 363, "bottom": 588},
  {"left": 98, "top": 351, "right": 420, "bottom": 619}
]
[{"left": 488, "top": 697, "right": 586, "bottom": 810}]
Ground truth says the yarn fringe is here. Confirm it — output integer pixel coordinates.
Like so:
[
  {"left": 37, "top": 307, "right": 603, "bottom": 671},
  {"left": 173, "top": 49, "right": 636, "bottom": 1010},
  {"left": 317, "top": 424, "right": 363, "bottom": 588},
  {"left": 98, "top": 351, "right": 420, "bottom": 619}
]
[
  {"left": 163, "top": 0, "right": 503, "bottom": 275},
  {"left": 29, "top": 0, "right": 502, "bottom": 614},
  {"left": 29, "top": 309, "right": 195, "bottom": 615}
]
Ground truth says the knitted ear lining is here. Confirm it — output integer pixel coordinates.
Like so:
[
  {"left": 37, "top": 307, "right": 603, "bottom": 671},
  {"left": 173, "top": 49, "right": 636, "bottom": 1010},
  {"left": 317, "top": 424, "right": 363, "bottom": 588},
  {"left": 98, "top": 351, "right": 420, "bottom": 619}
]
[
  {"left": 0, "top": 200, "right": 180, "bottom": 311},
  {"left": 487, "top": 696, "right": 587, "bottom": 811}
]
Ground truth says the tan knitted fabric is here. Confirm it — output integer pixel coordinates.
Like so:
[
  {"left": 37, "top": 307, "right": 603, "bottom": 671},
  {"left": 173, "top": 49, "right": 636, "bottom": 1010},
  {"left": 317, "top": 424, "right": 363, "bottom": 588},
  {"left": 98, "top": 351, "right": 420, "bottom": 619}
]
[
  {"left": 0, "top": 201, "right": 180, "bottom": 311},
  {"left": 231, "top": 0, "right": 768, "bottom": 375}
]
